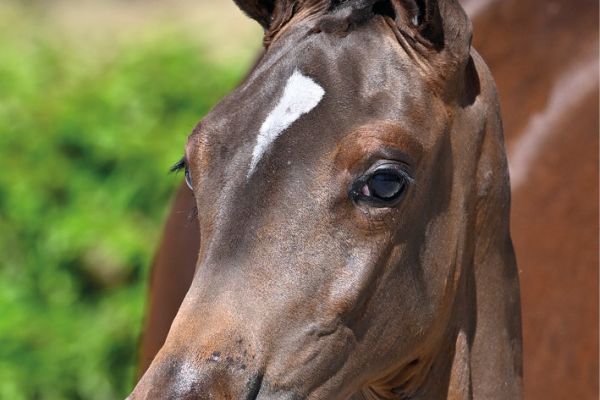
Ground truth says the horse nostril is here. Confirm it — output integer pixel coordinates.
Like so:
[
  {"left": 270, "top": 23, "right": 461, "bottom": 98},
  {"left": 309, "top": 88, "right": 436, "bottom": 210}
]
[{"left": 244, "top": 373, "right": 264, "bottom": 400}]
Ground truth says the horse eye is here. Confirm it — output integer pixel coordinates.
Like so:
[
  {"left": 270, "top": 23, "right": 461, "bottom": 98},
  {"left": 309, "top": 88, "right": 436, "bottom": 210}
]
[
  {"left": 170, "top": 158, "right": 193, "bottom": 190},
  {"left": 184, "top": 167, "right": 193, "bottom": 190},
  {"left": 365, "top": 172, "right": 405, "bottom": 200},
  {"left": 350, "top": 164, "right": 411, "bottom": 207}
]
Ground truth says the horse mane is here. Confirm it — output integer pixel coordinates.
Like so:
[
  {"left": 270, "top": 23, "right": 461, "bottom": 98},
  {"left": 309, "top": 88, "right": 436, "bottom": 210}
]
[
  {"left": 262, "top": 0, "right": 400, "bottom": 47},
  {"left": 263, "top": 0, "right": 330, "bottom": 46}
]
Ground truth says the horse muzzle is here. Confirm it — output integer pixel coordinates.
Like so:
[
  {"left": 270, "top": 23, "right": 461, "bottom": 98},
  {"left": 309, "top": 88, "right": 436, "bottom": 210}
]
[{"left": 128, "top": 355, "right": 273, "bottom": 400}]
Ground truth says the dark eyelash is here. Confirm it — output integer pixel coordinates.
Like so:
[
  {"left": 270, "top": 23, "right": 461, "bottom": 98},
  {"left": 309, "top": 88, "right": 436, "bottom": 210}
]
[{"left": 170, "top": 157, "right": 186, "bottom": 173}]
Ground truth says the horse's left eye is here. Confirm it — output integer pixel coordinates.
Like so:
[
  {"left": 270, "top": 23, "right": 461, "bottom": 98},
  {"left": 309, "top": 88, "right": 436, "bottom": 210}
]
[
  {"left": 350, "top": 163, "right": 411, "bottom": 207},
  {"left": 366, "top": 172, "right": 405, "bottom": 200}
]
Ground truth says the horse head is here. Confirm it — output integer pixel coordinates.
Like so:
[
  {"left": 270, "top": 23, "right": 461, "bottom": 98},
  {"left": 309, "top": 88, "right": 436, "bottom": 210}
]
[{"left": 129, "top": 0, "right": 522, "bottom": 398}]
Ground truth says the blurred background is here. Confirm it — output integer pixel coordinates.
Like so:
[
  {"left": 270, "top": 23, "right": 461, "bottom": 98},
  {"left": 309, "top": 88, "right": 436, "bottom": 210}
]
[{"left": 0, "top": 1, "right": 260, "bottom": 398}]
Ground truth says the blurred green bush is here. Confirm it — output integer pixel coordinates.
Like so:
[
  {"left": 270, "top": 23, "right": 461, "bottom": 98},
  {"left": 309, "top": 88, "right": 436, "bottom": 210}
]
[{"left": 0, "top": 4, "right": 253, "bottom": 399}]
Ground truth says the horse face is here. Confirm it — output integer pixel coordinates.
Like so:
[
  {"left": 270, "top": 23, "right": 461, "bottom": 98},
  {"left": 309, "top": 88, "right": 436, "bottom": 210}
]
[{"left": 130, "top": 1, "right": 513, "bottom": 398}]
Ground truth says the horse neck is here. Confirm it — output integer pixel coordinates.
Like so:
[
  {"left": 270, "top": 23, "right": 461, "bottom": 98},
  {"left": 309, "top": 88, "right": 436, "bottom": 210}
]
[
  {"left": 354, "top": 237, "right": 523, "bottom": 400},
  {"left": 424, "top": 238, "right": 523, "bottom": 400}
]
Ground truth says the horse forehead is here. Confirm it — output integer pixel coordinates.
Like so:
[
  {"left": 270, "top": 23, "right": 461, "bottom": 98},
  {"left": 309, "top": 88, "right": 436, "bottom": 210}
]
[
  {"left": 197, "top": 28, "right": 435, "bottom": 166},
  {"left": 247, "top": 69, "right": 325, "bottom": 177}
]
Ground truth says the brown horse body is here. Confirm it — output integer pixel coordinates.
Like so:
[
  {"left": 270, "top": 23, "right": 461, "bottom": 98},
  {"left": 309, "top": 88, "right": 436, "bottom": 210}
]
[
  {"left": 136, "top": 0, "right": 598, "bottom": 398},
  {"left": 468, "top": 0, "right": 599, "bottom": 398}
]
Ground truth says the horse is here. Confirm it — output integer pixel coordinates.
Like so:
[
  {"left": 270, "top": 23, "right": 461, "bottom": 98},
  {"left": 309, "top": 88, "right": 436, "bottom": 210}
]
[
  {"left": 468, "top": 1, "right": 599, "bottom": 399},
  {"left": 135, "top": 0, "right": 598, "bottom": 399},
  {"left": 140, "top": 0, "right": 598, "bottom": 400},
  {"left": 128, "top": 0, "right": 523, "bottom": 398}
]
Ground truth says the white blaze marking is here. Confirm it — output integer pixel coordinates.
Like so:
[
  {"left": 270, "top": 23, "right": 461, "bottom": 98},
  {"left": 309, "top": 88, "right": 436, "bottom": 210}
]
[
  {"left": 508, "top": 55, "right": 599, "bottom": 191},
  {"left": 247, "top": 69, "right": 325, "bottom": 178},
  {"left": 174, "top": 360, "right": 199, "bottom": 397}
]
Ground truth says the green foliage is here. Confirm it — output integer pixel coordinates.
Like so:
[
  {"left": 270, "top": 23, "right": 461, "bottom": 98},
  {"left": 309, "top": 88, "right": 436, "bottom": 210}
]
[{"left": 0, "top": 6, "right": 251, "bottom": 399}]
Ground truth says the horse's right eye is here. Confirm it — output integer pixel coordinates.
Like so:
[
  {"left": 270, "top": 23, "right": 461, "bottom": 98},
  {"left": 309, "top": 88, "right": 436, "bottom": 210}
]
[
  {"left": 184, "top": 167, "right": 193, "bottom": 190},
  {"left": 171, "top": 157, "right": 193, "bottom": 191}
]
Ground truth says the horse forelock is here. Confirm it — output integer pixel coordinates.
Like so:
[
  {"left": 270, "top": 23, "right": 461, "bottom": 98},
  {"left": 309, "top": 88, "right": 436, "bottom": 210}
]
[
  {"left": 263, "top": 0, "right": 407, "bottom": 47},
  {"left": 261, "top": 0, "right": 473, "bottom": 105},
  {"left": 264, "top": 0, "right": 330, "bottom": 46}
]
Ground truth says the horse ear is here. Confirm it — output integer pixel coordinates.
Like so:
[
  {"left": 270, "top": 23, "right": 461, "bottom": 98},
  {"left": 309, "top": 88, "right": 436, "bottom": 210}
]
[
  {"left": 374, "top": 0, "right": 472, "bottom": 98},
  {"left": 233, "top": 0, "right": 275, "bottom": 29},
  {"left": 328, "top": 0, "right": 471, "bottom": 64},
  {"left": 395, "top": 0, "right": 472, "bottom": 64}
]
